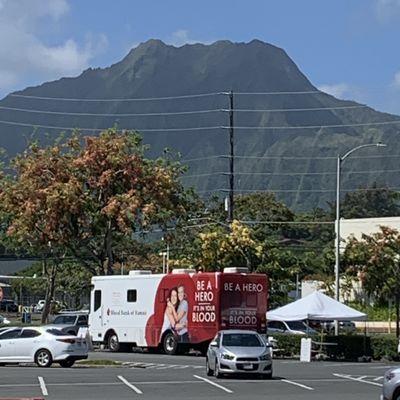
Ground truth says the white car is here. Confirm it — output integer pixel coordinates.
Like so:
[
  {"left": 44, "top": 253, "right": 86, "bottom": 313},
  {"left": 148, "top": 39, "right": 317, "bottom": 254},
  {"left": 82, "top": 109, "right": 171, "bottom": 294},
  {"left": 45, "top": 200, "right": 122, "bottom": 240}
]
[
  {"left": 0, "top": 326, "right": 88, "bottom": 367},
  {"left": 35, "top": 300, "right": 46, "bottom": 313},
  {"left": 267, "top": 320, "right": 317, "bottom": 335},
  {"left": 0, "top": 315, "right": 10, "bottom": 325}
]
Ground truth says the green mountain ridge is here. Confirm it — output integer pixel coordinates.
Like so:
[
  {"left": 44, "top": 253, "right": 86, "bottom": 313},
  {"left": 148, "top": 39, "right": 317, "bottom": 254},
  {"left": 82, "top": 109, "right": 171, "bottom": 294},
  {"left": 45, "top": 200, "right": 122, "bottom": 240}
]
[{"left": 0, "top": 39, "right": 399, "bottom": 210}]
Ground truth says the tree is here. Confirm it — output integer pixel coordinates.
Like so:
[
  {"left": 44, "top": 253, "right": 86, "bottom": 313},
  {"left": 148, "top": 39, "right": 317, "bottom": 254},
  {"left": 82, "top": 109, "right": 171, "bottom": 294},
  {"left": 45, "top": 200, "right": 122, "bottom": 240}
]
[
  {"left": 0, "top": 129, "right": 192, "bottom": 320},
  {"left": 344, "top": 226, "right": 400, "bottom": 337},
  {"left": 330, "top": 183, "right": 400, "bottom": 219},
  {"left": 0, "top": 129, "right": 191, "bottom": 275}
]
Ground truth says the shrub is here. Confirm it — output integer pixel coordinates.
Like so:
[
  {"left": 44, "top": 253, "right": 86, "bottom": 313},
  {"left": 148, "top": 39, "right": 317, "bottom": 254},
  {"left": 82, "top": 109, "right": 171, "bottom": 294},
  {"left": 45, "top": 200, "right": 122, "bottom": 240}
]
[
  {"left": 268, "top": 334, "right": 303, "bottom": 357},
  {"left": 370, "top": 335, "right": 399, "bottom": 360},
  {"left": 324, "top": 335, "right": 371, "bottom": 361}
]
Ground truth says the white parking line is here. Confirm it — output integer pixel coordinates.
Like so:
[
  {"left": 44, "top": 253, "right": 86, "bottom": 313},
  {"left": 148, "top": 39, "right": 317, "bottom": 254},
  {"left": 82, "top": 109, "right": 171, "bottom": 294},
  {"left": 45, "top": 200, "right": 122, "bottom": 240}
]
[
  {"left": 156, "top": 365, "right": 178, "bottom": 370},
  {"left": 118, "top": 375, "right": 143, "bottom": 394},
  {"left": 333, "top": 373, "right": 382, "bottom": 387},
  {"left": 281, "top": 379, "right": 314, "bottom": 391},
  {"left": 193, "top": 375, "right": 233, "bottom": 393},
  {"left": 38, "top": 376, "right": 48, "bottom": 396},
  {"left": 373, "top": 376, "right": 384, "bottom": 381}
]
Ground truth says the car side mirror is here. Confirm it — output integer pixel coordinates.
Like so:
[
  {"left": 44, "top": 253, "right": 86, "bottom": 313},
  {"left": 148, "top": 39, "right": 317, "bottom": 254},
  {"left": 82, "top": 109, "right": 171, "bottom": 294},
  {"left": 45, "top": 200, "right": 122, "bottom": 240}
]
[{"left": 210, "top": 341, "right": 218, "bottom": 347}]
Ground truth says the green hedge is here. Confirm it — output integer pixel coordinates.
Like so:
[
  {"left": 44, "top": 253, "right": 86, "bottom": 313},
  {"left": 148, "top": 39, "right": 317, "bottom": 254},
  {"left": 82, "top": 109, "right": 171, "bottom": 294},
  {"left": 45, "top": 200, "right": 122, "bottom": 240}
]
[
  {"left": 370, "top": 335, "right": 399, "bottom": 360},
  {"left": 270, "top": 334, "right": 399, "bottom": 361},
  {"left": 324, "top": 335, "right": 371, "bottom": 360},
  {"left": 269, "top": 334, "right": 303, "bottom": 357}
]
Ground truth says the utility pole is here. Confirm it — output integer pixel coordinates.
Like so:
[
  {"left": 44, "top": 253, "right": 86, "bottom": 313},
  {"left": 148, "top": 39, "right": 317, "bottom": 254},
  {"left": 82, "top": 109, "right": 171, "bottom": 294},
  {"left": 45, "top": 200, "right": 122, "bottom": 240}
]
[{"left": 228, "top": 90, "right": 234, "bottom": 223}]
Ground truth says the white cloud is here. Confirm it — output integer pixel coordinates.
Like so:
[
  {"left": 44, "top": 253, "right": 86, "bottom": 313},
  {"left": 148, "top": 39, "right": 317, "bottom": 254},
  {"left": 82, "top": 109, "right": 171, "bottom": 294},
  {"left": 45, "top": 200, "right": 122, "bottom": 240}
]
[
  {"left": 374, "top": 0, "right": 400, "bottom": 22},
  {"left": 0, "top": 0, "right": 107, "bottom": 96},
  {"left": 166, "top": 30, "right": 212, "bottom": 47},
  {"left": 394, "top": 71, "right": 400, "bottom": 88},
  {"left": 168, "top": 30, "right": 196, "bottom": 47},
  {"left": 317, "top": 83, "right": 352, "bottom": 99}
]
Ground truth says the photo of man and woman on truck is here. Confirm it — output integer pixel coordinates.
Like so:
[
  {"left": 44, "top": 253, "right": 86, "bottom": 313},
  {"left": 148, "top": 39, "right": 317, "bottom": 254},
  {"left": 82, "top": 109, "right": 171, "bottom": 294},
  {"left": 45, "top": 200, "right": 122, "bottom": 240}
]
[{"left": 161, "top": 285, "right": 189, "bottom": 343}]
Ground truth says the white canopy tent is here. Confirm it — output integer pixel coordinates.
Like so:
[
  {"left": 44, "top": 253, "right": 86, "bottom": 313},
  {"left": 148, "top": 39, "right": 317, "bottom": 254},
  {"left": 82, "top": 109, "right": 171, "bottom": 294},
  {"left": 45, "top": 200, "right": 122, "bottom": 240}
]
[{"left": 267, "top": 291, "right": 367, "bottom": 321}]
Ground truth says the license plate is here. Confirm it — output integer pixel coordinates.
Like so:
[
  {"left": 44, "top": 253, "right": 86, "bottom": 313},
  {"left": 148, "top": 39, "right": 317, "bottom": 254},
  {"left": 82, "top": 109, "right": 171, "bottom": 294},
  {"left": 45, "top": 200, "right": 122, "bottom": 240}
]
[{"left": 243, "top": 364, "right": 253, "bottom": 370}]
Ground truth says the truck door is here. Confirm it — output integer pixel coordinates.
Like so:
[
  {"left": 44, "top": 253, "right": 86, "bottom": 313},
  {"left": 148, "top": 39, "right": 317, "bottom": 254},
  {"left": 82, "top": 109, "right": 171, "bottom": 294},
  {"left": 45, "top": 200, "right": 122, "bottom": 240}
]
[{"left": 89, "top": 289, "right": 103, "bottom": 339}]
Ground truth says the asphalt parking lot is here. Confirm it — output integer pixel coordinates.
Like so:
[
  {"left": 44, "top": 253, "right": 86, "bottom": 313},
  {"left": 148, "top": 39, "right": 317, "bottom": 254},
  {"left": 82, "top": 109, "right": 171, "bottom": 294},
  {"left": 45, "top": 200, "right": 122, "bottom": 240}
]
[{"left": 0, "top": 351, "right": 396, "bottom": 400}]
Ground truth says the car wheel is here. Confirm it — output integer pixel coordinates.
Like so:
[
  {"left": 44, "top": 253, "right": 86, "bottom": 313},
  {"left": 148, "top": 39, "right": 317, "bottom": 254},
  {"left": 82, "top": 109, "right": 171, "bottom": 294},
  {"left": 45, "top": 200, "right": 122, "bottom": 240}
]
[
  {"left": 206, "top": 358, "right": 214, "bottom": 376},
  {"left": 59, "top": 359, "right": 75, "bottom": 368},
  {"left": 214, "top": 360, "right": 222, "bottom": 378},
  {"left": 108, "top": 333, "right": 120, "bottom": 352},
  {"left": 163, "top": 332, "right": 178, "bottom": 355},
  {"left": 261, "top": 371, "right": 273, "bottom": 379},
  {"left": 35, "top": 349, "right": 53, "bottom": 368}
]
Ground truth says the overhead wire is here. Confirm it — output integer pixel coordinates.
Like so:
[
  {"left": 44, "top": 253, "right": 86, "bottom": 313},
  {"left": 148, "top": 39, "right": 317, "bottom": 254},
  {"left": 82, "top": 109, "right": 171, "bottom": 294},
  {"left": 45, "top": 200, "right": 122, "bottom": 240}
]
[
  {"left": 0, "top": 105, "right": 222, "bottom": 117},
  {"left": 224, "top": 105, "right": 368, "bottom": 113},
  {"left": 222, "top": 120, "right": 400, "bottom": 131},
  {"left": 9, "top": 92, "right": 222, "bottom": 102},
  {"left": 0, "top": 120, "right": 222, "bottom": 132}
]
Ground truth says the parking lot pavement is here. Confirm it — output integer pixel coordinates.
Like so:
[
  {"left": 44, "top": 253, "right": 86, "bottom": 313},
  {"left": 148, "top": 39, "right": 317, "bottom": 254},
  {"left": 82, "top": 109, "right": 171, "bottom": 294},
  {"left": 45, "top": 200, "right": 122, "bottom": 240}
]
[{"left": 0, "top": 354, "right": 395, "bottom": 400}]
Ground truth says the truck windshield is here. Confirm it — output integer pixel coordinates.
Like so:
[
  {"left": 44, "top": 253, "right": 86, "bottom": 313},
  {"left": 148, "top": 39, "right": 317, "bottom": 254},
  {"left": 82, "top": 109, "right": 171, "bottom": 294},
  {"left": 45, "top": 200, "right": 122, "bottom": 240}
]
[{"left": 222, "top": 333, "right": 262, "bottom": 347}]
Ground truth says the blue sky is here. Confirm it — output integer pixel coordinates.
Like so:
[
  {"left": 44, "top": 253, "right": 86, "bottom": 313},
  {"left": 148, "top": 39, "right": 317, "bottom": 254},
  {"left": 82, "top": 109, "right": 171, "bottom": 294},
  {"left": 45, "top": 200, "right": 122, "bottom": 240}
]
[{"left": 1, "top": 0, "right": 400, "bottom": 113}]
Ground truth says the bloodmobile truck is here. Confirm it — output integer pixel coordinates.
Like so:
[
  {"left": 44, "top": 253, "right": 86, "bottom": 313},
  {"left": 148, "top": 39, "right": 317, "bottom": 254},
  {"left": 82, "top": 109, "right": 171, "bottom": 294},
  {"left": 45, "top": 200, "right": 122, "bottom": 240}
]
[{"left": 89, "top": 267, "right": 267, "bottom": 355}]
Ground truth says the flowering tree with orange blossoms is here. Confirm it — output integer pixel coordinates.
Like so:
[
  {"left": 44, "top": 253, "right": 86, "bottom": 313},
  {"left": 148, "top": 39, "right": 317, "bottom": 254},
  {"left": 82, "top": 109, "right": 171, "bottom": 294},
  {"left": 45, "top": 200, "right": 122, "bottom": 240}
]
[{"left": 0, "top": 128, "right": 190, "bottom": 277}]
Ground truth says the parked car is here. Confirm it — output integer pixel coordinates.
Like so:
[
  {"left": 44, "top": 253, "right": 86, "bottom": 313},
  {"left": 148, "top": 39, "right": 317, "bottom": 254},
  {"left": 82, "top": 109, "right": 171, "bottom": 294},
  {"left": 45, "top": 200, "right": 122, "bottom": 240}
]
[
  {"left": 206, "top": 330, "right": 273, "bottom": 379},
  {"left": 322, "top": 320, "right": 356, "bottom": 334},
  {"left": 382, "top": 367, "right": 400, "bottom": 400},
  {"left": 45, "top": 311, "right": 88, "bottom": 336},
  {"left": 34, "top": 300, "right": 46, "bottom": 313},
  {"left": 267, "top": 320, "right": 317, "bottom": 335},
  {"left": 0, "top": 315, "right": 10, "bottom": 325},
  {"left": 0, "top": 326, "right": 88, "bottom": 367},
  {"left": 0, "top": 299, "right": 18, "bottom": 313}
]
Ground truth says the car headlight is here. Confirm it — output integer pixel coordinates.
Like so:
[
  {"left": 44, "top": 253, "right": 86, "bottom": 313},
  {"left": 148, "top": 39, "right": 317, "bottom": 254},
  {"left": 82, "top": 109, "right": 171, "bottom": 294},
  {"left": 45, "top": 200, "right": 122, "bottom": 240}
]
[
  {"left": 386, "top": 372, "right": 396, "bottom": 382},
  {"left": 221, "top": 352, "right": 235, "bottom": 360},
  {"left": 259, "top": 351, "right": 271, "bottom": 361}
]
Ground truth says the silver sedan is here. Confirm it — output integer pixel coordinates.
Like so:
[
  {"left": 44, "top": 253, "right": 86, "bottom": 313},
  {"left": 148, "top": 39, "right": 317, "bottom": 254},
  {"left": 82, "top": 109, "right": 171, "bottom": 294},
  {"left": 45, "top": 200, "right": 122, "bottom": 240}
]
[
  {"left": 206, "top": 330, "right": 273, "bottom": 379},
  {"left": 382, "top": 367, "right": 400, "bottom": 400}
]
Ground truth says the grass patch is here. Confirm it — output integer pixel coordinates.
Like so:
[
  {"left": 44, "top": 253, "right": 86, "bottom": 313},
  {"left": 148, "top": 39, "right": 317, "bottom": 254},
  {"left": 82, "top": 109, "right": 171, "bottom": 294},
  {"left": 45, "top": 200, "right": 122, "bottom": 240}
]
[{"left": 77, "top": 359, "right": 122, "bottom": 366}]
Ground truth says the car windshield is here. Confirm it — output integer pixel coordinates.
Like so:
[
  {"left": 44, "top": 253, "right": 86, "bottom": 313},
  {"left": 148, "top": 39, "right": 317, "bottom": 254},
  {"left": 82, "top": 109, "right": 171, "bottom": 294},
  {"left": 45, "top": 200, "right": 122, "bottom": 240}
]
[
  {"left": 46, "top": 329, "right": 66, "bottom": 336},
  {"left": 222, "top": 333, "right": 263, "bottom": 347},
  {"left": 286, "top": 321, "right": 309, "bottom": 331},
  {"left": 53, "top": 315, "right": 76, "bottom": 325}
]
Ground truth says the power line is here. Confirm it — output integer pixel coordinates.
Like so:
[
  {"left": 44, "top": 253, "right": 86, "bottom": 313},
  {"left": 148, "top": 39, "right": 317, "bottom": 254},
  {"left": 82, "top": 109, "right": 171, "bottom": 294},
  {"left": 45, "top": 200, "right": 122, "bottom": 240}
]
[
  {"left": 228, "top": 169, "right": 400, "bottom": 177},
  {"left": 0, "top": 105, "right": 222, "bottom": 117},
  {"left": 232, "top": 154, "right": 400, "bottom": 160},
  {"left": 222, "top": 187, "right": 400, "bottom": 193},
  {"left": 0, "top": 119, "right": 222, "bottom": 133},
  {"left": 181, "top": 155, "right": 225, "bottom": 163},
  {"left": 225, "top": 105, "right": 368, "bottom": 113},
  {"left": 181, "top": 169, "right": 400, "bottom": 179},
  {"left": 181, "top": 172, "right": 224, "bottom": 179},
  {"left": 231, "top": 90, "right": 322, "bottom": 95},
  {"left": 223, "top": 120, "right": 400, "bottom": 131},
  {"left": 239, "top": 219, "right": 334, "bottom": 225},
  {"left": 9, "top": 92, "right": 222, "bottom": 102},
  {"left": 182, "top": 154, "right": 400, "bottom": 162}
]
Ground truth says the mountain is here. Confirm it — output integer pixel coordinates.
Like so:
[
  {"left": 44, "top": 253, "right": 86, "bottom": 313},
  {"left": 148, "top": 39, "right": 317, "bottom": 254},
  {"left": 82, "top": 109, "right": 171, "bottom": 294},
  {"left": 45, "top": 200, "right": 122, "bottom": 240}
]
[{"left": 0, "top": 39, "right": 399, "bottom": 210}]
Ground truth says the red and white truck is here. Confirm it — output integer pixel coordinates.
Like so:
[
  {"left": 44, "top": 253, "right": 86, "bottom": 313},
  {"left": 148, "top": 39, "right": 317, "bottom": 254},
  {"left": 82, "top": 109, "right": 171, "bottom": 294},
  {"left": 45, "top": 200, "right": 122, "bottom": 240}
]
[{"left": 89, "top": 267, "right": 267, "bottom": 354}]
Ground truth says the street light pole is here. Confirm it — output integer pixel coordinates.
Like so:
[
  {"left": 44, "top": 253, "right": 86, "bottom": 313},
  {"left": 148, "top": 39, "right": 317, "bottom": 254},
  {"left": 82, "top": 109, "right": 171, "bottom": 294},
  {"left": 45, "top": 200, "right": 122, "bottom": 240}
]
[{"left": 334, "top": 142, "right": 386, "bottom": 335}]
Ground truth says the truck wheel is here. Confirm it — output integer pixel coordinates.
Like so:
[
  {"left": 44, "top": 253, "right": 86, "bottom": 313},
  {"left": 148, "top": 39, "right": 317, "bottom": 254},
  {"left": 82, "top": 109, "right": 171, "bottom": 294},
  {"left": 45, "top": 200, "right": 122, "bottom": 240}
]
[
  {"left": 163, "top": 332, "right": 178, "bottom": 355},
  {"left": 108, "top": 333, "right": 120, "bottom": 352},
  {"left": 35, "top": 349, "right": 53, "bottom": 368}
]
